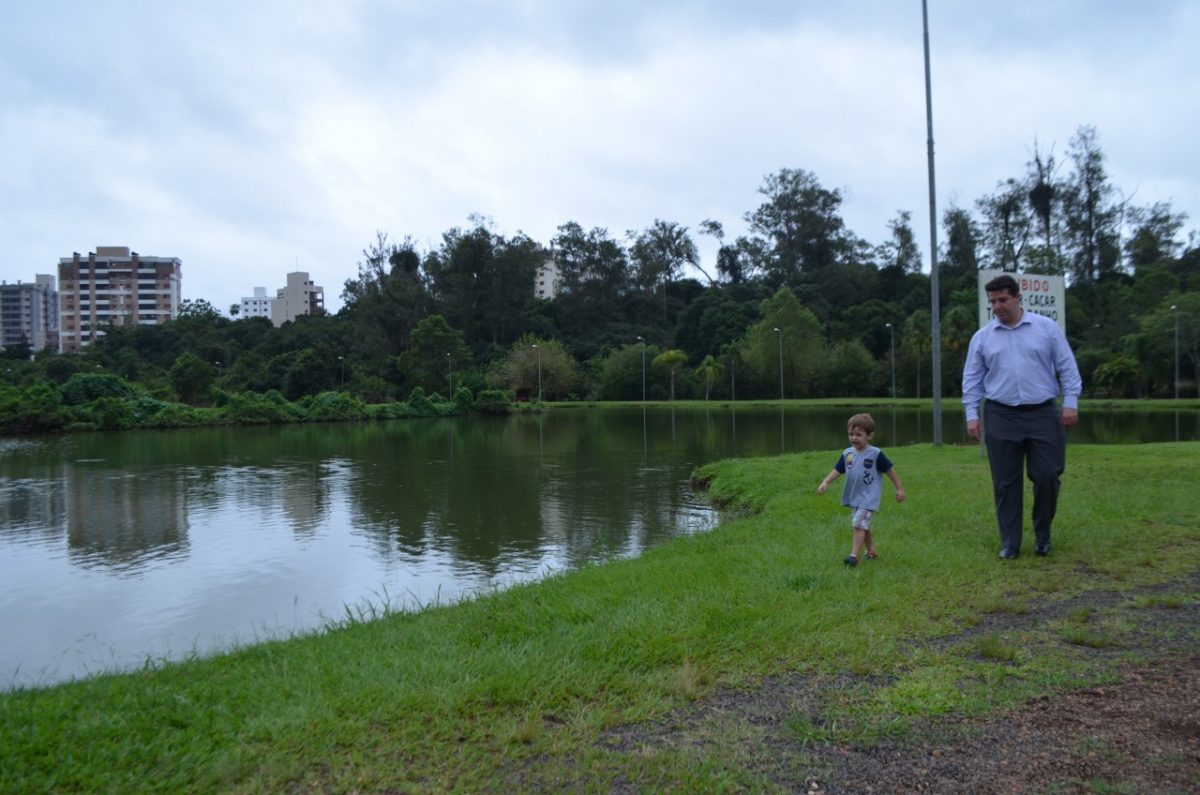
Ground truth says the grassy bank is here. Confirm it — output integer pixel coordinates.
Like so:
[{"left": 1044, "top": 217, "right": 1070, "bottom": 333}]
[{"left": 2, "top": 443, "right": 1198, "bottom": 792}]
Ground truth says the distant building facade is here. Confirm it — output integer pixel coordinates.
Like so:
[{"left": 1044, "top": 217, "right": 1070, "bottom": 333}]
[
  {"left": 58, "top": 247, "right": 181, "bottom": 352},
  {"left": 534, "top": 255, "right": 561, "bottom": 300},
  {"left": 239, "top": 287, "right": 272, "bottom": 320},
  {"left": 0, "top": 274, "right": 59, "bottom": 352},
  {"left": 270, "top": 271, "right": 324, "bottom": 326}
]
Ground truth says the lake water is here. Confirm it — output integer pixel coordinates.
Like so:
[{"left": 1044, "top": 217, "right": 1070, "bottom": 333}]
[{"left": 1, "top": 405, "right": 1196, "bottom": 689}]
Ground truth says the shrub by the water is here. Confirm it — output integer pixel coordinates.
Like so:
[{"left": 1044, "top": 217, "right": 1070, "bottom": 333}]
[{"left": 473, "top": 389, "right": 513, "bottom": 415}]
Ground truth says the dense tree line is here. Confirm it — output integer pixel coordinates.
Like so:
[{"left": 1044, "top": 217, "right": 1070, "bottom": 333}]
[{"left": 2, "top": 125, "right": 1197, "bottom": 429}]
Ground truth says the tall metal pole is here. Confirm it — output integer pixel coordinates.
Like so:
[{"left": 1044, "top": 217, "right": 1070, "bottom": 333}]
[
  {"left": 922, "top": 0, "right": 943, "bottom": 445},
  {"left": 533, "top": 344, "right": 542, "bottom": 402},
  {"left": 887, "top": 322, "right": 896, "bottom": 399},
  {"left": 1173, "top": 305, "right": 1180, "bottom": 400},
  {"left": 773, "top": 327, "right": 783, "bottom": 400},
  {"left": 447, "top": 352, "right": 452, "bottom": 396},
  {"left": 637, "top": 336, "right": 645, "bottom": 402}
]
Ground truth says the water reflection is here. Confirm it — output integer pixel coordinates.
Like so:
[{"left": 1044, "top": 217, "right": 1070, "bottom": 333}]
[{"left": 1, "top": 405, "right": 1195, "bottom": 689}]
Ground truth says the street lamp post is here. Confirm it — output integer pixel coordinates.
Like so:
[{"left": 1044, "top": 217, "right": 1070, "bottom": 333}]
[
  {"left": 447, "top": 352, "right": 452, "bottom": 396},
  {"left": 886, "top": 322, "right": 896, "bottom": 399},
  {"left": 1172, "top": 305, "right": 1180, "bottom": 400},
  {"left": 338, "top": 355, "right": 344, "bottom": 388},
  {"left": 773, "top": 327, "right": 783, "bottom": 400},
  {"left": 637, "top": 336, "right": 645, "bottom": 402},
  {"left": 532, "top": 344, "right": 542, "bottom": 403}
]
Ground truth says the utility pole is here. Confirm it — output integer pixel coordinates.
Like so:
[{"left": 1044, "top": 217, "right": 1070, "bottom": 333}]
[{"left": 923, "top": 0, "right": 943, "bottom": 445}]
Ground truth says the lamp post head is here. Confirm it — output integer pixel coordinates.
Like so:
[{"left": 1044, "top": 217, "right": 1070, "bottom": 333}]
[
  {"left": 1171, "top": 305, "right": 1178, "bottom": 311},
  {"left": 885, "top": 322, "right": 892, "bottom": 329}
]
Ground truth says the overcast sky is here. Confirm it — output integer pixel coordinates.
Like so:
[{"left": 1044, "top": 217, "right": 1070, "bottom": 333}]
[{"left": 2, "top": 1, "right": 1196, "bottom": 314}]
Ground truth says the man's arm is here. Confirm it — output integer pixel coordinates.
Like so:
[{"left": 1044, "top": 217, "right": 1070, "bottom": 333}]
[{"left": 1053, "top": 325, "right": 1083, "bottom": 429}]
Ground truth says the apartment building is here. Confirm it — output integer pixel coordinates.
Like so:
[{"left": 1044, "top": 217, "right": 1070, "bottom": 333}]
[
  {"left": 58, "top": 247, "right": 182, "bottom": 352},
  {"left": 534, "top": 255, "right": 561, "bottom": 300},
  {"left": 239, "top": 286, "right": 272, "bottom": 319},
  {"left": 270, "top": 271, "right": 324, "bottom": 326},
  {"left": 0, "top": 274, "right": 59, "bottom": 352}
]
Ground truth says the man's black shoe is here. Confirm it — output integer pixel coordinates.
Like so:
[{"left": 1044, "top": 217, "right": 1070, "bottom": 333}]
[
  {"left": 1035, "top": 542, "right": 1051, "bottom": 556},
  {"left": 999, "top": 547, "right": 1020, "bottom": 560}
]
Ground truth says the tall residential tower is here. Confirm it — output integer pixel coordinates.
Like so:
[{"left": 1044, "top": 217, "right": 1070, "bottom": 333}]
[{"left": 57, "top": 247, "right": 181, "bottom": 351}]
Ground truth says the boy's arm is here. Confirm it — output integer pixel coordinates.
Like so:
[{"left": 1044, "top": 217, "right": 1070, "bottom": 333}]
[
  {"left": 887, "top": 467, "right": 906, "bottom": 502},
  {"left": 817, "top": 468, "right": 841, "bottom": 494}
]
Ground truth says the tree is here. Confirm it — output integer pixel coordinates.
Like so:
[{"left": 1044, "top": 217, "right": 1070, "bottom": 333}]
[
  {"left": 396, "top": 315, "right": 471, "bottom": 396},
  {"left": 698, "top": 219, "right": 734, "bottom": 283},
  {"left": 652, "top": 349, "right": 688, "bottom": 401},
  {"left": 487, "top": 336, "right": 582, "bottom": 401},
  {"left": 177, "top": 299, "right": 223, "bottom": 322},
  {"left": 550, "top": 222, "right": 633, "bottom": 359},
  {"left": 340, "top": 231, "right": 429, "bottom": 359},
  {"left": 1092, "top": 354, "right": 1143, "bottom": 398},
  {"left": 903, "top": 309, "right": 932, "bottom": 399},
  {"left": 693, "top": 354, "right": 723, "bottom": 401},
  {"left": 878, "top": 210, "right": 922, "bottom": 273},
  {"left": 1136, "top": 294, "right": 1200, "bottom": 397},
  {"left": 941, "top": 204, "right": 983, "bottom": 277},
  {"left": 822, "top": 341, "right": 877, "bottom": 396},
  {"left": 1060, "top": 126, "right": 1122, "bottom": 283},
  {"left": 744, "top": 168, "right": 856, "bottom": 285},
  {"left": 743, "top": 287, "right": 825, "bottom": 398},
  {"left": 595, "top": 342, "right": 660, "bottom": 400},
  {"left": 1125, "top": 202, "right": 1186, "bottom": 270},
  {"left": 425, "top": 223, "right": 540, "bottom": 353},
  {"left": 629, "top": 220, "right": 700, "bottom": 328},
  {"left": 169, "top": 353, "right": 217, "bottom": 404},
  {"left": 977, "top": 178, "right": 1032, "bottom": 272}
]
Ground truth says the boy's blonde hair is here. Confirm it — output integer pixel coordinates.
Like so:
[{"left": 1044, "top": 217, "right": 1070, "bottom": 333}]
[{"left": 847, "top": 413, "right": 876, "bottom": 435}]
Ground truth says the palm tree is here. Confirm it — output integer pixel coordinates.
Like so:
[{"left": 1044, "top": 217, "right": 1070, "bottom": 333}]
[
  {"left": 694, "top": 354, "right": 724, "bottom": 401},
  {"left": 653, "top": 349, "right": 688, "bottom": 401}
]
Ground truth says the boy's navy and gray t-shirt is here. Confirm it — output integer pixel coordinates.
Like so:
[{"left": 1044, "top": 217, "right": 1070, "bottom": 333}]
[{"left": 834, "top": 444, "right": 893, "bottom": 511}]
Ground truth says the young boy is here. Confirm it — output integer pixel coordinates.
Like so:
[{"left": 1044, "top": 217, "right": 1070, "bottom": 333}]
[{"left": 817, "top": 413, "right": 906, "bottom": 566}]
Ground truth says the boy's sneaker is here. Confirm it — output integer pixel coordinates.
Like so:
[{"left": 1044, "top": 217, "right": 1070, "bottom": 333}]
[{"left": 844, "top": 555, "right": 858, "bottom": 567}]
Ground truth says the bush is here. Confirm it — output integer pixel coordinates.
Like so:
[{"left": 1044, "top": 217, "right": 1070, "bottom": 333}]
[
  {"left": 473, "top": 389, "right": 513, "bottom": 415},
  {"left": 366, "top": 401, "right": 410, "bottom": 420},
  {"left": 61, "top": 372, "right": 140, "bottom": 405},
  {"left": 406, "top": 387, "right": 437, "bottom": 417},
  {"left": 146, "top": 402, "right": 209, "bottom": 428},
  {"left": 0, "top": 383, "right": 67, "bottom": 433},
  {"left": 297, "top": 391, "right": 369, "bottom": 422},
  {"left": 220, "top": 390, "right": 304, "bottom": 424},
  {"left": 68, "top": 397, "right": 138, "bottom": 430},
  {"left": 452, "top": 386, "right": 474, "bottom": 413}
]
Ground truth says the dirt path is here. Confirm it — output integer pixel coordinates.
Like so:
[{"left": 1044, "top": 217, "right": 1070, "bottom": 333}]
[{"left": 595, "top": 576, "right": 1200, "bottom": 794}]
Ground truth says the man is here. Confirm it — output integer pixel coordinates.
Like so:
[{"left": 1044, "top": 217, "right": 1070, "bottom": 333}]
[{"left": 962, "top": 274, "right": 1082, "bottom": 560}]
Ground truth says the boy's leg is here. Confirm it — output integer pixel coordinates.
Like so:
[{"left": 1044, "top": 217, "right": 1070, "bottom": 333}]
[
  {"left": 851, "top": 528, "right": 865, "bottom": 559},
  {"left": 863, "top": 529, "right": 876, "bottom": 557}
]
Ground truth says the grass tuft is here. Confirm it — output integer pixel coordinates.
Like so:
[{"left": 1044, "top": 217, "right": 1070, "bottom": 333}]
[{"left": 977, "top": 632, "right": 1020, "bottom": 662}]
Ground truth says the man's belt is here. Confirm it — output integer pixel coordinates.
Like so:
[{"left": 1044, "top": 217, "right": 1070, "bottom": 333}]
[{"left": 985, "top": 398, "right": 1055, "bottom": 411}]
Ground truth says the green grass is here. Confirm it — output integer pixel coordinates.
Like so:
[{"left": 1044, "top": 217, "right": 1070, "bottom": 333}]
[{"left": 1, "top": 443, "right": 1198, "bottom": 793}]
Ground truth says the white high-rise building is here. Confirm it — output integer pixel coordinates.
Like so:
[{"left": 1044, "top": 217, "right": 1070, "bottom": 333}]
[
  {"left": 0, "top": 274, "right": 58, "bottom": 352},
  {"left": 239, "top": 287, "right": 272, "bottom": 319}
]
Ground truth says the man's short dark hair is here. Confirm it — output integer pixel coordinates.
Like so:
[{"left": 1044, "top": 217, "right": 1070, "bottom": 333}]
[{"left": 985, "top": 274, "right": 1020, "bottom": 295}]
